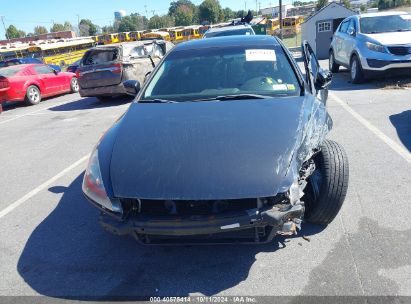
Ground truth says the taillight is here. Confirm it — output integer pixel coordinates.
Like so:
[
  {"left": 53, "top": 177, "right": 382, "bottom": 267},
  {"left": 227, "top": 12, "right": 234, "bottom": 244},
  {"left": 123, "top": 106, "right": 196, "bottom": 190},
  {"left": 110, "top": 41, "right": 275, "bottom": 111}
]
[
  {"left": 111, "top": 63, "right": 122, "bottom": 74},
  {"left": 76, "top": 70, "right": 80, "bottom": 78},
  {"left": 0, "top": 79, "right": 9, "bottom": 89}
]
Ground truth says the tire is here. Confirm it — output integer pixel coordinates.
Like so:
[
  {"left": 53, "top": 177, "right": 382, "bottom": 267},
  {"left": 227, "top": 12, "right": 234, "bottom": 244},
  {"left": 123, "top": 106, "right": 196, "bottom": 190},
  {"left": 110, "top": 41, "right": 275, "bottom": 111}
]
[
  {"left": 70, "top": 77, "right": 79, "bottom": 93},
  {"left": 304, "top": 140, "right": 349, "bottom": 225},
  {"left": 350, "top": 55, "right": 364, "bottom": 84},
  {"left": 25, "top": 85, "right": 41, "bottom": 106},
  {"left": 329, "top": 50, "right": 340, "bottom": 73}
]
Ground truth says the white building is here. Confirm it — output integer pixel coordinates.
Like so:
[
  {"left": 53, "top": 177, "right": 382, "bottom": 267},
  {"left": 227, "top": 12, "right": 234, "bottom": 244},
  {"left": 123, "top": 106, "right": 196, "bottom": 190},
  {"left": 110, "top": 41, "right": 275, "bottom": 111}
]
[
  {"left": 301, "top": 2, "right": 357, "bottom": 59},
  {"left": 260, "top": 5, "right": 294, "bottom": 18}
]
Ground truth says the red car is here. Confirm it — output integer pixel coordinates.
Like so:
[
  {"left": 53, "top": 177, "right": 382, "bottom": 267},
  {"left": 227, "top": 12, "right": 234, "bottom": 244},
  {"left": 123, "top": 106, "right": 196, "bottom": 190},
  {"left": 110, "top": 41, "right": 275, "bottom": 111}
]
[{"left": 0, "top": 64, "right": 79, "bottom": 106}]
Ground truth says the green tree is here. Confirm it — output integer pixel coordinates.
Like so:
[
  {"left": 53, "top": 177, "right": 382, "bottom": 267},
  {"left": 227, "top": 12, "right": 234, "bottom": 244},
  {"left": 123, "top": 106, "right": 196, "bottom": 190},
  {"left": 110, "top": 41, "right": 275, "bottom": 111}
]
[
  {"left": 341, "top": 0, "right": 351, "bottom": 8},
  {"left": 79, "top": 19, "right": 97, "bottom": 36},
  {"left": 221, "top": 7, "right": 235, "bottom": 21},
  {"left": 199, "top": 0, "right": 222, "bottom": 24},
  {"left": 6, "top": 25, "right": 25, "bottom": 39},
  {"left": 174, "top": 5, "right": 194, "bottom": 26},
  {"left": 34, "top": 25, "right": 48, "bottom": 35},
  {"left": 169, "top": 0, "right": 196, "bottom": 16},
  {"left": 118, "top": 16, "right": 137, "bottom": 32},
  {"left": 316, "top": 0, "right": 328, "bottom": 10},
  {"left": 148, "top": 15, "right": 175, "bottom": 29},
  {"left": 63, "top": 21, "right": 73, "bottom": 31},
  {"left": 50, "top": 23, "right": 65, "bottom": 32}
]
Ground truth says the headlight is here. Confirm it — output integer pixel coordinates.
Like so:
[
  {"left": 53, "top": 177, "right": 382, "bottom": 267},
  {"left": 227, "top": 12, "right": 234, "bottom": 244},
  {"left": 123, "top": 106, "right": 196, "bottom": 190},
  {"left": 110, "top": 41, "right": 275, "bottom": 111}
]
[
  {"left": 82, "top": 148, "right": 121, "bottom": 213},
  {"left": 366, "top": 42, "right": 386, "bottom": 53}
]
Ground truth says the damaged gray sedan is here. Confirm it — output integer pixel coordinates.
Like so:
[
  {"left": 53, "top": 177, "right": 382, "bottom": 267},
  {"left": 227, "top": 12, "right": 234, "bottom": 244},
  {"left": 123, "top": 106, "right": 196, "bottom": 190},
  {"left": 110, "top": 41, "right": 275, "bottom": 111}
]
[{"left": 82, "top": 36, "right": 349, "bottom": 244}]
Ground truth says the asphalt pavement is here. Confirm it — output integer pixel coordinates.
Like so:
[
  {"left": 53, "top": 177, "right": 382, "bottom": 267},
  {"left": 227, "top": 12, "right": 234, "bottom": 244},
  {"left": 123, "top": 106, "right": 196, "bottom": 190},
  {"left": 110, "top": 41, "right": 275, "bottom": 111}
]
[{"left": 0, "top": 64, "right": 410, "bottom": 301}]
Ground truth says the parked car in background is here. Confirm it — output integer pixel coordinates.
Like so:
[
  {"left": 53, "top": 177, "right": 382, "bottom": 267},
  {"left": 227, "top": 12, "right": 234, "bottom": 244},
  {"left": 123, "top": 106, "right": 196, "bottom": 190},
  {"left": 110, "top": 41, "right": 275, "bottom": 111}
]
[
  {"left": 0, "top": 64, "right": 78, "bottom": 106},
  {"left": 82, "top": 36, "right": 349, "bottom": 245},
  {"left": 77, "top": 40, "right": 174, "bottom": 101},
  {"left": 329, "top": 11, "right": 411, "bottom": 83},
  {"left": 66, "top": 59, "right": 81, "bottom": 74},
  {"left": 0, "top": 57, "right": 61, "bottom": 72},
  {"left": 203, "top": 24, "right": 255, "bottom": 38}
]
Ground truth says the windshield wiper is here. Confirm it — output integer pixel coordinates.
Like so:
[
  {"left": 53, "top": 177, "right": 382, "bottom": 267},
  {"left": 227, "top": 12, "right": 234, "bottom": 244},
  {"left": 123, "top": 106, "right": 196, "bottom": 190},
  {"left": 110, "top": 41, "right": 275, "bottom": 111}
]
[
  {"left": 139, "top": 99, "right": 177, "bottom": 104},
  {"left": 192, "top": 94, "right": 271, "bottom": 102}
]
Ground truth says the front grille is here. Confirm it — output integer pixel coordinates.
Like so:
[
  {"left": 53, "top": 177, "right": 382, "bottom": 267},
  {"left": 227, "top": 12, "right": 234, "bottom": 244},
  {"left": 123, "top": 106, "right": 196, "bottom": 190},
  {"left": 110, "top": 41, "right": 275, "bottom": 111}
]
[
  {"left": 388, "top": 46, "right": 411, "bottom": 56},
  {"left": 120, "top": 198, "right": 259, "bottom": 216}
]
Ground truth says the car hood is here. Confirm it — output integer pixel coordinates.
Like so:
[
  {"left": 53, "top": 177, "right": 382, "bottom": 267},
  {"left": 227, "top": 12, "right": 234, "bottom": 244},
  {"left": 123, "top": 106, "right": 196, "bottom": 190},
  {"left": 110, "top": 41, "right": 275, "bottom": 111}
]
[
  {"left": 363, "top": 31, "right": 411, "bottom": 45},
  {"left": 109, "top": 96, "right": 329, "bottom": 200}
]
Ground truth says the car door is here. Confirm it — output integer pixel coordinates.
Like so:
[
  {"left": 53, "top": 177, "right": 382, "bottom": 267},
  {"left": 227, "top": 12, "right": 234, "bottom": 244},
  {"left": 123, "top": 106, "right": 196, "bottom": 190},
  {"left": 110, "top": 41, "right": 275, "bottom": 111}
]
[
  {"left": 77, "top": 47, "right": 123, "bottom": 89},
  {"left": 33, "top": 65, "right": 61, "bottom": 96},
  {"left": 340, "top": 18, "right": 357, "bottom": 66},
  {"left": 334, "top": 20, "right": 349, "bottom": 63},
  {"left": 302, "top": 41, "right": 329, "bottom": 104}
]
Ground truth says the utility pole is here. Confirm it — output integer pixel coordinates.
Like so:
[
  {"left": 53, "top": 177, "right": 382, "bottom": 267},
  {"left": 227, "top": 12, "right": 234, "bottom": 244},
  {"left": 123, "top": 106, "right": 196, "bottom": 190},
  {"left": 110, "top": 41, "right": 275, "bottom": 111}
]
[
  {"left": 279, "top": 0, "right": 283, "bottom": 39},
  {"left": 244, "top": 1, "right": 247, "bottom": 11},
  {"left": 1, "top": 16, "right": 8, "bottom": 40},
  {"left": 256, "top": 0, "right": 258, "bottom": 14}
]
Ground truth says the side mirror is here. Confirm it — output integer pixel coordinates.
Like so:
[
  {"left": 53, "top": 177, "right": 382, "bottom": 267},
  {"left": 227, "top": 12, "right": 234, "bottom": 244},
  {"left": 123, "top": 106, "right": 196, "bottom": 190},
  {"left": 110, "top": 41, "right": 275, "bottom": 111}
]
[
  {"left": 123, "top": 80, "right": 141, "bottom": 96},
  {"left": 347, "top": 27, "right": 355, "bottom": 36},
  {"left": 52, "top": 69, "right": 59, "bottom": 75},
  {"left": 315, "top": 68, "right": 332, "bottom": 90}
]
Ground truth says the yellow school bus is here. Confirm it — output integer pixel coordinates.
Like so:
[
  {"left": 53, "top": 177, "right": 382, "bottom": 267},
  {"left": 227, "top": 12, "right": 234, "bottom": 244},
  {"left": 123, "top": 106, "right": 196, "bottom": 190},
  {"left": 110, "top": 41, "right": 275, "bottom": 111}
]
[
  {"left": 141, "top": 31, "right": 171, "bottom": 41},
  {"left": 118, "top": 32, "right": 131, "bottom": 42},
  {"left": 0, "top": 44, "right": 30, "bottom": 61},
  {"left": 102, "top": 33, "right": 120, "bottom": 45},
  {"left": 267, "top": 18, "right": 280, "bottom": 36},
  {"left": 169, "top": 29, "right": 184, "bottom": 42},
  {"left": 27, "top": 38, "right": 95, "bottom": 66},
  {"left": 282, "top": 16, "right": 304, "bottom": 37},
  {"left": 129, "top": 31, "right": 143, "bottom": 41}
]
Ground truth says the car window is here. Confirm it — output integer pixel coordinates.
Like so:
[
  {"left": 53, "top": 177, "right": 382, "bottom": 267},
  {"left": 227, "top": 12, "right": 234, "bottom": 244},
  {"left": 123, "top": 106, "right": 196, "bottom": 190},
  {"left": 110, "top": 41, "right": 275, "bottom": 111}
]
[
  {"left": 83, "top": 49, "right": 119, "bottom": 65},
  {"left": 347, "top": 19, "right": 356, "bottom": 33},
  {"left": 33, "top": 65, "right": 55, "bottom": 74},
  {"left": 339, "top": 20, "right": 349, "bottom": 33},
  {"left": 360, "top": 14, "right": 411, "bottom": 33},
  {"left": 0, "top": 66, "right": 24, "bottom": 77},
  {"left": 141, "top": 45, "right": 301, "bottom": 102},
  {"left": 204, "top": 28, "right": 254, "bottom": 38}
]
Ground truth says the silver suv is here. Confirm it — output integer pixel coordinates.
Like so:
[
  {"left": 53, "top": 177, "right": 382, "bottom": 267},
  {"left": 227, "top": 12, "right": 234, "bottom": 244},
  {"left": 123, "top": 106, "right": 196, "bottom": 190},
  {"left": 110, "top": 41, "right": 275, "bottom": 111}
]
[
  {"left": 329, "top": 12, "right": 411, "bottom": 83},
  {"left": 203, "top": 24, "right": 255, "bottom": 38}
]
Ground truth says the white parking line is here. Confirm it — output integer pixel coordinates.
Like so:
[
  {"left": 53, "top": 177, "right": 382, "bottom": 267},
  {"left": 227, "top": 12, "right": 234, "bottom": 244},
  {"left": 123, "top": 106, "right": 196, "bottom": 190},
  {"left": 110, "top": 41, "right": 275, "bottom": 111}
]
[
  {"left": 329, "top": 92, "right": 411, "bottom": 164},
  {"left": 0, "top": 95, "right": 81, "bottom": 125},
  {"left": 0, "top": 154, "right": 90, "bottom": 219}
]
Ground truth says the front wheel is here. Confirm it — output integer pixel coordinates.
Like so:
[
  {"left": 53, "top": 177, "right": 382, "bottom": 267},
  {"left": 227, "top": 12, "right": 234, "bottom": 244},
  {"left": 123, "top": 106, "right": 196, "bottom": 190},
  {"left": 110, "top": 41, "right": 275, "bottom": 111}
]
[
  {"left": 329, "top": 50, "right": 340, "bottom": 73},
  {"left": 350, "top": 55, "right": 365, "bottom": 84},
  {"left": 70, "top": 77, "right": 79, "bottom": 93},
  {"left": 25, "top": 85, "right": 41, "bottom": 106},
  {"left": 304, "top": 140, "right": 349, "bottom": 225}
]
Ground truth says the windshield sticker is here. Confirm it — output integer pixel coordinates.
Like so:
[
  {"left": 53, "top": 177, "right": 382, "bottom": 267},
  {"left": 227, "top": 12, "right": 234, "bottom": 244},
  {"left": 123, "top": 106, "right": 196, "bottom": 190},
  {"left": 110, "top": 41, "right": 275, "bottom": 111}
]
[
  {"left": 400, "top": 15, "right": 411, "bottom": 20},
  {"left": 287, "top": 84, "right": 296, "bottom": 90},
  {"left": 272, "top": 84, "right": 288, "bottom": 90},
  {"left": 245, "top": 49, "right": 277, "bottom": 61}
]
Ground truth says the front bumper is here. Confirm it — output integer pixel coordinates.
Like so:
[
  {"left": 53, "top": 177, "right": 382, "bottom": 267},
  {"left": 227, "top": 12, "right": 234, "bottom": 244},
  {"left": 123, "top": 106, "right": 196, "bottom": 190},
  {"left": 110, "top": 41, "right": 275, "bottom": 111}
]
[
  {"left": 99, "top": 204, "right": 304, "bottom": 244},
  {"left": 359, "top": 49, "right": 411, "bottom": 71},
  {"left": 79, "top": 83, "right": 126, "bottom": 97}
]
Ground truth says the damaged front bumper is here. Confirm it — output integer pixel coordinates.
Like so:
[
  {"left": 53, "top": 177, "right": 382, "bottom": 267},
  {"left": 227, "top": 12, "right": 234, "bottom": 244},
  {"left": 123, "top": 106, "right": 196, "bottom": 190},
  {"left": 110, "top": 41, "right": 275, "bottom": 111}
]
[{"left": 99, "top": 203, "right": 304, "bottom": 244}]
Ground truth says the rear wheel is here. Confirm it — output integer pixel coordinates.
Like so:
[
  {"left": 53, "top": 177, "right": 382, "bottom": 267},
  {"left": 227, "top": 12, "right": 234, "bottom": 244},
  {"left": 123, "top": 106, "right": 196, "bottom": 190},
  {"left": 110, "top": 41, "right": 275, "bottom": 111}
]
[
  {"left": 70, "top": 77, "right": 79, "bottom": 93},
  {"left": 25, "top": 85, "right": 41, "bottom": 106},
  {"left": 304, "top": 140, "right": 349, "bottom": 225},
  {"left": 329, "top": 50, "right": 340, "bottom": 73},
  {"left": 350, "top": 55, "right": 365, "bottom": 84}
]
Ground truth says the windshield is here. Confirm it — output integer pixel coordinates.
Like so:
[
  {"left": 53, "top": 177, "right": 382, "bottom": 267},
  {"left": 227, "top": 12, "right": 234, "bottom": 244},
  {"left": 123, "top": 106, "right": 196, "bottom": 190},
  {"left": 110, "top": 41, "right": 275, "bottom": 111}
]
[
  {"left": 0, "top": 66, "right": 23, "bottom": 77},
  {"left": 360, "top": 14, "right": 411, "bottom": 33},
  {"left": 141, "top": 45, "right": 301, "bottom": 102},
  {"left": 204, "top": 28, "right": 254, "bottom": 38}
]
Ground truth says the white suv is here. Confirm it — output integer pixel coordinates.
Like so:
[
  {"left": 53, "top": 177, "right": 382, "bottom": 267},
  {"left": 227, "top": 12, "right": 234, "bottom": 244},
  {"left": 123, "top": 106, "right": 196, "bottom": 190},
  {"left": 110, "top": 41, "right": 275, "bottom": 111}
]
[{"left": 329, "top": 12, "right": 411, "bottom": 83}]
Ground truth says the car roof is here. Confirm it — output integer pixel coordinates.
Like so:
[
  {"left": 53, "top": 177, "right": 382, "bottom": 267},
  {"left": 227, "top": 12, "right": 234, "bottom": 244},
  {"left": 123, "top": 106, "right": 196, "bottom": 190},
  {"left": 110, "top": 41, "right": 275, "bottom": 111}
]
[
  {"left": 359, "top": 11, "right": 408, "bottom": 18},
  {"left": 173, "top": 35, "right": 280, "bottom": 51},
  {"left": 206, "top": 24, "right": 253, "bottom": 34}
]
